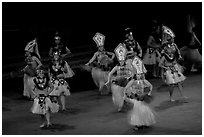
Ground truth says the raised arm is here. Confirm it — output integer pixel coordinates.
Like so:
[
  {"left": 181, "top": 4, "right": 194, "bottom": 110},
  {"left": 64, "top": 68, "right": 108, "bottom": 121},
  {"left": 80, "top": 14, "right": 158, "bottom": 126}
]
[
  {"left": 32, "top": 56, "right": 42, "bottom": 68},
  {"left": 106, "top": 51, "right": 115, "bottom": 60}
]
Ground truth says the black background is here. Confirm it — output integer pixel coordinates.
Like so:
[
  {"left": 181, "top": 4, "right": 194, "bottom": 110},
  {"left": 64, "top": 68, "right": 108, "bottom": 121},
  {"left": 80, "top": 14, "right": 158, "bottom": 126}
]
[{"left": 3, "top": 2, "right": 202, "bottom": 60}]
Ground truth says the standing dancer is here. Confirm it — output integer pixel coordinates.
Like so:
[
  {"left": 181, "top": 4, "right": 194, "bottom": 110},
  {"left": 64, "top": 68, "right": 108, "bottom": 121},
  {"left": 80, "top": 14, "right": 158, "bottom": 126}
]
[
  {"left": 85, "top": 32, "right": 115, "bottom": 95},
  {"left": 180, "top": 14, "right": 202, "bottom": 72},
  {"left": 159, "top": 26, "right": 187, "bottom": 102},
  {"left": 23, "top": 38, "right": 42, "bottom": 100},
  {"left": 123, "top": 56, "right": 155, "bottom": 130},
  {"left": 49, "top": 50, "right": 74, "bottom": 111},
  {"left": 49, "top": 31, "right": 71, "bottom": 59},
  {"left": 105, "top": 43, "right": 134, "bottom": 112},
  {"left": 31, "top": 66, "right": 59, "bottom": 128},
  {"left": 143, "top": 20, "right": 162, "bottom": 78},
  {"left": 123, "top": 28, "right": 142, "bottom": 59}
]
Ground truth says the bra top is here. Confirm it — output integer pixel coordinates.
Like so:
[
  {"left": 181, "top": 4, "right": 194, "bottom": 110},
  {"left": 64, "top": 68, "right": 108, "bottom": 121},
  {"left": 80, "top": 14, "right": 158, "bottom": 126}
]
[{"left": 34, "top": 76, "right": 48, "bottom": 90}]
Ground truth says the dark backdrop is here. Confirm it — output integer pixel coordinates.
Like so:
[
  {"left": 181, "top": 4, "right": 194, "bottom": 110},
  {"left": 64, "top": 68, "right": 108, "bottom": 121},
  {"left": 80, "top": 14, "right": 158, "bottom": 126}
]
[{"left": 2, "top": 2, "right": 202, "bottom": 64}]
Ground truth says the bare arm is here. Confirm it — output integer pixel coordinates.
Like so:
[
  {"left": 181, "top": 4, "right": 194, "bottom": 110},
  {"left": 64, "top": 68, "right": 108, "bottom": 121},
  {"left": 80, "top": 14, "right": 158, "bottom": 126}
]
[
  {"left": 32, "top": 56, "right": 42, "bottom": 68},
  {"left": 106, "top": 65, "right": 118, "bottom": 84},
  {"left": 159, "top": 56, "right": 168, "bottom": 69},
  {"left": 86, "top": 52, "right": 98, "bottom": 65},
  {"left": 106, "top": 51, "right": 115, "bottom": 60}
]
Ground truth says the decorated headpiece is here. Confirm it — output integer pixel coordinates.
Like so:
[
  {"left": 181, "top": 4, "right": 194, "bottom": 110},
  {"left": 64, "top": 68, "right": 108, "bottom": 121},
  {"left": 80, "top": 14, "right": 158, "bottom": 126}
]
[
  {"left": 162, "top": 26, "right": 175, "bottom": 44},
  {"left": 114, "top": 43, "right": 127, "bottom": 61},
  {"left": 125, "top": 28, "right": 133, "bottom": 38},
  {"left": 25, "top": 38, "right": 41, "bottom": 59},
  {"left": 93, "top": 32, "right": 105, "bottom": 47}
]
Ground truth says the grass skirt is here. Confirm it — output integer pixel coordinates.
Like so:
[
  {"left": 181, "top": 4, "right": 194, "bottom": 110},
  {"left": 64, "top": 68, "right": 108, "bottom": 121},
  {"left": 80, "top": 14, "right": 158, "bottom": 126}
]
[
  {"left": 49, "top": 79, "right": 70, "bottom": 96},
  {"left": 128, "top": 99, "right": 156, "bottom": 126},
  {"left": 143, "top": 48, "right": 160, "bottom": 65},
  {"left": 31, "top": 95, "right": 59, "bottom": 115},
  {"left": 91, "top": 67, "right": 109, "bottom": 91},
  {"left": 164, "top": 64, "right": 186, "bottom": 85},
  {"left": 111, "top": 84, "right": 125, "bottom": 109},
  {"left": 23, "top": 74, "right": 35, "bottom": 99}
]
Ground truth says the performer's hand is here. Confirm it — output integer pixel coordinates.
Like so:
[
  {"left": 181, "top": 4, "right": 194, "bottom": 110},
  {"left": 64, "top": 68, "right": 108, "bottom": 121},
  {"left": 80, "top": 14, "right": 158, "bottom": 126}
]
[{"left": 85, "top": 63, "right": 89, "bottom": 66}]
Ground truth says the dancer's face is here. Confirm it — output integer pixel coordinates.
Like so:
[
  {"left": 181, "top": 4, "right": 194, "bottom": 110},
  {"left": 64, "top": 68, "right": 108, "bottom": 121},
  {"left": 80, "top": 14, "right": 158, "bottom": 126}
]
[
  {"left": 37, "top": 70, "right": 44, "bottom": 78},
  {"left": 54, "top": 54, "right": 60, "bottom": 61},
  {"left": 55, "top": 38, "right": 61, "bottom": 45}
]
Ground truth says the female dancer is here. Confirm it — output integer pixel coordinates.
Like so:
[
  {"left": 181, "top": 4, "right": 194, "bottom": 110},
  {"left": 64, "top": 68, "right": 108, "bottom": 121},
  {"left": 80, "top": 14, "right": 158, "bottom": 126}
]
[
  {"left": 123, "top": 55, "right": 155, "bottom": 130},
  {"left": 85, "top": 32, "right": 115, "bottom": 95},
  {"left": 143, "top": 20, "right": 162, "bottom": 77},
  {"left": 31, "top": 66, "right": 59, "bottom": 128},
  {"left": 105, "top": 43, "right": 134, "bottom": 112},
  {"left": 159, "top": 26, "right": 187, "bottom": 102},
  {"left": 123, "top": 28, "right": 142, "bottom": 59},
  {"left": 49, "top": 50, "right": 74, "bottom": 111},
  {"left": 49, "top": 31, "right": 71, "bottom": 59},
  {"left": 23, "top": 38, "right": 42, "bottom": 100},
  {"left": 180, "top": 14, "right": 202, "bottom": 72}
]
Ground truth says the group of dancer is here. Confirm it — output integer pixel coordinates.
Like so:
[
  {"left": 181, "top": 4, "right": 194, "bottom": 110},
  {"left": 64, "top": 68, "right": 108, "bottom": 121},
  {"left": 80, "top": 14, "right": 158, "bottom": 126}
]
[
  {"left": 84, "top": 25, "right": 190, "bottom": 130},
  {"left": 22, "top": 33, "right": 74, "bottom": 128},
  {"left": 21, "top": 15, "right": 201, "bottom": 130}
]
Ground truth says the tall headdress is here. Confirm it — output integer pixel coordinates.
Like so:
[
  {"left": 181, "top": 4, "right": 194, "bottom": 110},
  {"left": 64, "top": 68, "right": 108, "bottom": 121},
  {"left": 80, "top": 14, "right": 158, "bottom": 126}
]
[
  {"left": 114, "top": 43, "right": 127, "bottom": 62},
  {"left": 162, "top": 25, "right": 175, "bottom": 44},
  {"left": 25, "top": 38, "right": 41, "bottom": 59},
  {"left": 93, "top": 32, "right": 105, "bottom": 47}
]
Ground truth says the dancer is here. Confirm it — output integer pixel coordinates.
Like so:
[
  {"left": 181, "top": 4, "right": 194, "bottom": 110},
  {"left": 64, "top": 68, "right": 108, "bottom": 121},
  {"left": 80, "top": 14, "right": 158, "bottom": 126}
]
[
  {"left": 49, "top": 31, "right": 71, "bottom": 59},
  {"left": 159, "top": 26, "right": 187, "bottom": 102},
  {"left": 180, "top": 14, "right": 202, "bottom": 72},
  {"left": 85, "top": 32, "right": 115, "bottom": 95},
  {"left": 49, "top": 50, "right": 74, "bottom": 111},
  {"left": 31, "top": 66, "right": 59, "bottom": 128},
  {"left": 123, "top": 28, "right": 142, "bottom": 59},
  {"left": 105, "top": 43, "right": 134, "bottom": 112},
  {"left": 123, "top": 80, "right": 156, "bottom": 131},
  {"left": 143, "top": 20, "right": 162, "bottom": 77},
  {"left": 23, "top": 38, "right": 42, "bottom": 100}
]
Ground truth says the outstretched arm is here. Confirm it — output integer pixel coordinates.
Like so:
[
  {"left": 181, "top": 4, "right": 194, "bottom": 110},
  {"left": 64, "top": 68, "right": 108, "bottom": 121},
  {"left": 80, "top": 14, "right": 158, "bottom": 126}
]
[{"left": 85, "top": 52, "right": 98, "bottom": 65}]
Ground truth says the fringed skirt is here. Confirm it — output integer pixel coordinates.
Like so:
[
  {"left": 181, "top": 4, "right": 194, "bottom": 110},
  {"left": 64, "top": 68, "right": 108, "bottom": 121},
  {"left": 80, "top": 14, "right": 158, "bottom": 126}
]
[
  {"left": 180, "top": 46, "right": 202, "bottom": 64},
  {"left": 49, "top": 79, "right": 71, "bottom": 96},
  {"left": 111, "top": 84, "right": 125, "bottom": 109},
  {"left": 23, "top": 74, "right": 35, "bottom": 99},
  {"left": 164, "top": 64, "right": 186, "bottom": 85},
  {"left": 91, "top": 67, "right": 109, "bottom": 90},
  {"left": 128, "top": 100, "right": 156, "bottom": 126},
  {"left": 31, "top": 95, "right": 59, "bottom": 115},
  {"left": 143, "top": 48, "right": 160, "bottom": 65}
]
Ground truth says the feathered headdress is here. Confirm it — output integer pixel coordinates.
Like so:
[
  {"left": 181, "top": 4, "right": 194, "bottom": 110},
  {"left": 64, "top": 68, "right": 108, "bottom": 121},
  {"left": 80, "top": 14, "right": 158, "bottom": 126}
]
[
  {"left": 114, "top": 43, "right": 127, "bottom": 61},
  {"left": 93, "top": 32, "right": 105, "bottom": 47},
  {"left": 25, "top": 38, "right": 41, "bottom": 59},
  {"left": 162, "top": 26, "right": 176, "bottom": 44}
]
